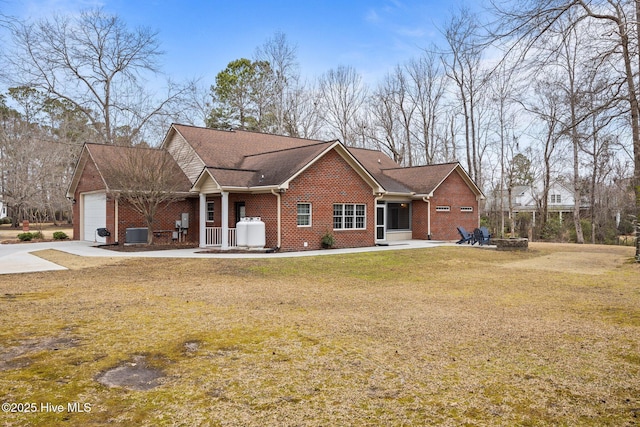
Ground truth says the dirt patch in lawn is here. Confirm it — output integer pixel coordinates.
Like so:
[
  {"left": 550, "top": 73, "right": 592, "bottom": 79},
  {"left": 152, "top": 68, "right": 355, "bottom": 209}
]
[
  {"left": 96, "top": 355, "right": 166, "bottom": 391},
  {"left": 0, "top": 333, "right": 80, "bottom": 371}
]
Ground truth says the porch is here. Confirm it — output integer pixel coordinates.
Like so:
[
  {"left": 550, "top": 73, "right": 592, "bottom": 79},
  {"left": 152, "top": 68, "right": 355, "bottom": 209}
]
[{"left": 204, "top": 226, "right": 237, "bottom": 248}]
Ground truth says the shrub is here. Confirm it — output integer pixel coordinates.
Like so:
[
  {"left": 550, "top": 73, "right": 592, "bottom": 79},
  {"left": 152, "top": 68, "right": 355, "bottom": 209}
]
[
  {"left": 17, "top": 232, "right": 34, "bottom": 241},
  {"left": 1, "top": 217, "right": 12, "bottom": 225},
  {"left": 53, "top": 231, "right": 69, "bottom": 240},
  {"left": 321, "top": 232, "right": 336, "bottom": 248},
  {"left": 17, "top": 231, "right": 44, "bottom": 241},
  {"left": 618, "top": 219, "right": 635, "bottom": 235},
  {"left": 539, "top": 217, "right": 564, "bottom": 241}
]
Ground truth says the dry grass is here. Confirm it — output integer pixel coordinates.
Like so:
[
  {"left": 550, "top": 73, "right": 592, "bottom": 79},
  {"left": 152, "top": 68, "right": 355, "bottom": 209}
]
[
  {"left": 0, "top": 223, "right": 73, "bottom": 242},
  {"left": 30, "top": 250, "right": 124, "bottom": 270},
  {"left": 0, "top": 242, "right": 638, "bottom": 426}
]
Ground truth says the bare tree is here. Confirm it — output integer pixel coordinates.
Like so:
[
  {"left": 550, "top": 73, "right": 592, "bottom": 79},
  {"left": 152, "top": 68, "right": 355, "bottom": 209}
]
[
  {"left": 282, "top": 79, "right": 324, "bottom": 139},
  {"left": 547, "top": 15, "right": 587, "bottom": 243},
  {"left": 491, "top": 0, "right": 640, "bottom": 258},
  {"left": 3, "top": 8, "right": 189, "bottom": 145},
  {"left": 488, "top": 59, "right": 522, "bottom": 237},
  {"left": 369, "top": 73, "right": 405, "bottom": 163},
  {"left": 317, "top": 65, "right": 368, "bottom": 146},
  {"left": 0, "top": 86, "right": 89, "bottom": 226},
  {"left": 99, "top": 146, "right": 191, "bottom": 244},
  {"left": 524, "top": 77, "right": 566, "bottom": 234},
  {"left": 255, "top": 31, "right": 300, "bottom": 135},
  {"left": 442, "top": 6, "right": 487, "bottom": 184},
  {"left": 406, "top": 50, "right": 447, "bottom": 165},
  {"left": 580, "top": 77, "right": 618, "bottom": 243}
]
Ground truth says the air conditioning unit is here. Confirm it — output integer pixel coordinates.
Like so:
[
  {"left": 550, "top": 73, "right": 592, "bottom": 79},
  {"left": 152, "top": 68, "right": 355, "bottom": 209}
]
[{"left": 125, "top": 227, "right": 148, "bottom": 244}]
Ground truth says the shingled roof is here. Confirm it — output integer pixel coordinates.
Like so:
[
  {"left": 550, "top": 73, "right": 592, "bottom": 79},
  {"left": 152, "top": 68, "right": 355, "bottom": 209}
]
[
  {"left": 162, "top": 124, "right": 483, "bottom": 198},
  {"left": 66, "top": 143, "right": 192, "bottom": 198},
  {"left": 169, "top": 124, "right": 326, "bottom": 169},
  {"left": 382, "top": 163, "right": 464, "bottom": 196}
]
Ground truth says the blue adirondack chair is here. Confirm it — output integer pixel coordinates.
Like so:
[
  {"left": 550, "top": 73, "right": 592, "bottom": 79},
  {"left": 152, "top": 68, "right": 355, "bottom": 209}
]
[
  {"left": 473, "top": 227, "right": 491, "bottom": 246},
  {"left": 456, "top": 226, "right": 474, "bottom": 244}
]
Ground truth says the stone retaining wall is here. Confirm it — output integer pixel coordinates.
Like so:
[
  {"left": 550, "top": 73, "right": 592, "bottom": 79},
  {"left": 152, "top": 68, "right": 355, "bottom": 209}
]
[{"left": 492, "top": 238, "right": 528, "bottom": 251}]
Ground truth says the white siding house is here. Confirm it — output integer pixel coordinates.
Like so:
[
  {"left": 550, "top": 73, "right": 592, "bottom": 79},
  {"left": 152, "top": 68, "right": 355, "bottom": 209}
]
[{"left": 488, "top": 182, "right": 587, "bottom": 225}]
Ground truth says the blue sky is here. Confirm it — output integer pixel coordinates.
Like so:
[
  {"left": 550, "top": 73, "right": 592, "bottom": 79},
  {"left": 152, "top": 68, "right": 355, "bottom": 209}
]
[{"left": 1, "top": 0, "right": 465, "bottom": 86}]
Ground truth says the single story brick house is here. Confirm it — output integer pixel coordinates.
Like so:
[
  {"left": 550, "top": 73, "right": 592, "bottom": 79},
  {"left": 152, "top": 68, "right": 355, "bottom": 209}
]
[{"left": 67, "top": 124, "right": 484, "bottom": 251}]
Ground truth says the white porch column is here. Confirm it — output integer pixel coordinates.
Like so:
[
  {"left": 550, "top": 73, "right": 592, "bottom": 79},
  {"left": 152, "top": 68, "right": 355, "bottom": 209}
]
[
  {"left": 221, "top": 191, "right": 229, "bottom": 250},
  {"left": 199, "top": 193, "right": 206, "bottom": 248}
]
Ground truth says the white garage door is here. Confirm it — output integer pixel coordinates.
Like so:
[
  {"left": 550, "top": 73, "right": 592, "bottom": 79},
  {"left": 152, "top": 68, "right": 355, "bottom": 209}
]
[{"left": 83, "top": 192, "right": 107, "bottom": 243}]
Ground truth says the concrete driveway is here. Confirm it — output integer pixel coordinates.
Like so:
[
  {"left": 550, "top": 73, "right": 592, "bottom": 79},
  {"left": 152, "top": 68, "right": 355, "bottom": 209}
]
[{"left": 0, "top": 239, "right": 451, "bottom": 275}]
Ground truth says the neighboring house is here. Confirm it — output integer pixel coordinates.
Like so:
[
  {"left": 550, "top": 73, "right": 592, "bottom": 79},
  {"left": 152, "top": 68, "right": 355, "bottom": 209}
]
[
  {"left": 488, "top": 182, "right": 587, "bottom": 225},
  {"left": 68, "top": 124, "right": 484, "bottom": 251},
  {"left": 0, "top": 199, "right": 6, "bottom": 219}
]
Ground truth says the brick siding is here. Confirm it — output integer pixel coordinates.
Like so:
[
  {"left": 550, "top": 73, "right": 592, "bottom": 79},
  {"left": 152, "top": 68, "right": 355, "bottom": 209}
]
[
  {"left": 72, "top": 151, "right": 199, "bottom": 245},
  {"left": 115, "top": 198, "right": 199, "bottom": 245},
  {"left": 74, "top": 147, "right": 479, "bottom": 248},
  {"left": 420, "top": 169, "right": 479, "bottom": 241},
  {"left": 279, "top": 150, "right": 375, "bottom": 251}
]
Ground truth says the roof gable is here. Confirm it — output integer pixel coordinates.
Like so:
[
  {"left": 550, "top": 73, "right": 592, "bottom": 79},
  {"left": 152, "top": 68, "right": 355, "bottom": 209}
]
[
  {"left": 66, "top": 144, "right": 107, "bottom": 198},
  {"left": 67, "top": 143, "right": 192, "bottom": 197},
  {"left": 381, "top": 163, "right": 484, "bottom": 198},
  {"left": 191, "top": 140, "right": 384, "bottom": 193}
]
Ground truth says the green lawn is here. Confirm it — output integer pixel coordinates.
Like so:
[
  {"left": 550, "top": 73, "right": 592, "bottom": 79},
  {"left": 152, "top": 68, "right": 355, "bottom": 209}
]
[{"left": 0, "top": 243, "right": 638, "bottom": 426}]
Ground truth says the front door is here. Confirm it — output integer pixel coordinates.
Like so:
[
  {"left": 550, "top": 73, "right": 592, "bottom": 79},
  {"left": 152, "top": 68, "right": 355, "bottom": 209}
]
[
  {"left": 376, "top": 202, "right": 386, "bottom": 242},
  {"left": 235, "top": 202, "right": 246, "bottom": 224}
]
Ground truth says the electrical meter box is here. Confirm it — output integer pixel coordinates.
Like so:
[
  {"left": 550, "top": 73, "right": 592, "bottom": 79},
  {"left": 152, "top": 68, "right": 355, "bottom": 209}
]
[{"left": 181, "top": 213, "right": 189, "bottom": 228}]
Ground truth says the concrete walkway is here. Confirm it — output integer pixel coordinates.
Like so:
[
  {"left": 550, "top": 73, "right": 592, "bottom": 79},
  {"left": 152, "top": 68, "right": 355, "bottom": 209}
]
[{"left": 0, "top": 239, "right": 455, "bottom": 275}]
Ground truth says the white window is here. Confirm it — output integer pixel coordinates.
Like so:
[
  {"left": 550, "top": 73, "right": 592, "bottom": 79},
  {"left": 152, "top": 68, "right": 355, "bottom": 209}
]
[
  {"left": 207, "top": 202, "right": 215, "bottom": 222},
  {"left": 461, "top": 207, "right": 474, "bottom": 212},
  {"left": 436, "top": 206, "right": 450, "bottom": 212},
  {"left": 550, "top": 194, "right": 562, "bottom": 204},
  {"left": 333, "top": 203, "right": 366, "bottom": 230},
  {"left": 297, "top": 203, "right": 311, "bottom": 227}
]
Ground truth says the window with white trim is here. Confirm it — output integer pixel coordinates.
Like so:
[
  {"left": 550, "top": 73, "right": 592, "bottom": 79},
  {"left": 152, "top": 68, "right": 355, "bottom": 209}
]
[
  {"left": 333, "top": 203, "right": 366, "bottom": 230},
  {"left": 297, "top": 203, "right": 311, "bottom": 227},
  {"left": 550, "top": 194, "right": 562, "bottom": 204},
  {"left": 436, "top": 206, "right": 450, "bottom": 212},
  {"left": 461, "top": 206, "right": 474, "bottom": 212},
  {"left": 207, "top": 202, "right": 215, "bottom": 221}
]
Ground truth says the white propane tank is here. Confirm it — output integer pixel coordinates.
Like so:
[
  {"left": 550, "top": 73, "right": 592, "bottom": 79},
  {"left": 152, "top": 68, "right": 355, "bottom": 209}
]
[
  {"left": 236, "top": 217, "right": 250, "bottom": 248},
  {"left": 247, "top": 217, "right": 266, "bottom": 249}
]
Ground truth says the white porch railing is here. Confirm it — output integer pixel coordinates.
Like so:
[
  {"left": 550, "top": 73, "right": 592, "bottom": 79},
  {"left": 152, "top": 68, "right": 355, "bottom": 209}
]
[{"left": 205, "top": 227, "right": 237, "bottom": 247}]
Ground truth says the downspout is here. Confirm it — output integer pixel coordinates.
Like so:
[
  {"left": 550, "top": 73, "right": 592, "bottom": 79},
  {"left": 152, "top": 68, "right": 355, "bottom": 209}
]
[
  {"left": 423, "top": 194, "right": 433, "bottom": 240},
  {"left": 114, "top": 199, "right": 119, "bottom": 244},
  {"left": 375, "top": 192, "right": 385, "bottom": 242},
  {"left": 271, "top": 189, "right": 282, "bottom": 250}
]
